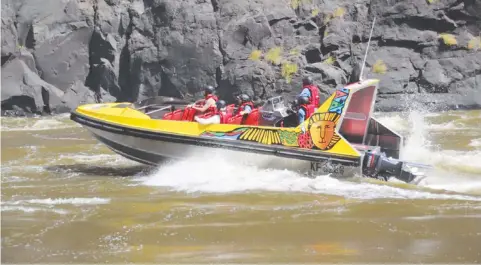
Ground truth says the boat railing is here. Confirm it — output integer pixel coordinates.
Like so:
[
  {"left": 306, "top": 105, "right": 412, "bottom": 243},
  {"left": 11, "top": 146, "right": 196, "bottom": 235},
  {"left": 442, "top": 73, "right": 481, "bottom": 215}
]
[
  {"left": 136, "top": 104, "right": 165, "bottom": 111},
  {"left": 144, "top": 105, "right": 175, "bottom": 115}
]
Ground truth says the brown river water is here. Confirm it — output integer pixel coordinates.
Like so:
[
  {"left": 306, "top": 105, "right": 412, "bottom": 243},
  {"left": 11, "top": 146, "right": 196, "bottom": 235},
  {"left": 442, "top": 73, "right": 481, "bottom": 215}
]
[{"left": 2, "top": 109, "right": 481, "bottom": 263}]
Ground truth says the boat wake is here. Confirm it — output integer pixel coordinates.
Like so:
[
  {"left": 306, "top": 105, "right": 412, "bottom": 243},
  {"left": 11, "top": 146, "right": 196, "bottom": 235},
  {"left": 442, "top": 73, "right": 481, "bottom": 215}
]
[
  {"left": 138, "top": 109, "right": 481, "bottom": 200},
  {"left": 138, "top": 154, "right": 479, "bottom": 201}
]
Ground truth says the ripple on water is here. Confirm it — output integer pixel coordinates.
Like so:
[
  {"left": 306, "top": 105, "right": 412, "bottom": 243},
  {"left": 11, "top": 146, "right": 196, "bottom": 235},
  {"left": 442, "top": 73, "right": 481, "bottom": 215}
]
[
  {"left": 1, "top": 206, "right": 69, "bottom": 215},
  {"left": 12, "top": 197, "right": 112, "bottom": 205},
  {"left": 1, "top": 197, "right": 111, "bottom": 218},
  {"left": 1, "top": 114, "right": 79, "bottom": 132}
]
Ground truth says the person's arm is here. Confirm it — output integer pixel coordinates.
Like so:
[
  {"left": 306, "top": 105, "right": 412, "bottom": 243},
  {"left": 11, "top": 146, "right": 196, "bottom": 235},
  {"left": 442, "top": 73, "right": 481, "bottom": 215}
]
[
  {"left": 298, "top": 108, "right": 305, "bottom": 125},
  {"left": 299, "top": 88, "right": 311, "bottom": 98},
  {"left": 188, "top": 99, "right": 204, "bottom": 107},
  {"left": 239, "top": 105, "right": 252, "bottom": 115},
  {"left": 193, "top": 98, "right": 215, "bottom": 112}
]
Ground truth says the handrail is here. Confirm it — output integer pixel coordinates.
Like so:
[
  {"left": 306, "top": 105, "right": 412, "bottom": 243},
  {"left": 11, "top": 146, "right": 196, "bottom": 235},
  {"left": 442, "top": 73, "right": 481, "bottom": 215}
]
[
  {"left": 136, "top": 104, "right": 161, "bottom": 110},
  {"left": 145, "top": 105, "right": 173, "bottom": 115}
]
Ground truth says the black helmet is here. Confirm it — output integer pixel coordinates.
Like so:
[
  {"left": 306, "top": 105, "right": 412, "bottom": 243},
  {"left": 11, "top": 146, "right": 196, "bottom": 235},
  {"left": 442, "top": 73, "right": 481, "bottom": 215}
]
[
  {"left": 204, "top": 85, "right": 215, "bottom": 94},
  {"left": 302, "top": 76, "right": 313, "bottom": 85},
  {"left": 238, "top": 93, "right": 250, "bottom": 102},
  {"left": 216, "top": 100, "right": 226, "bottom": 109},
  {"left": 297, "top": 96, "right": 309, "bottom": 105}
]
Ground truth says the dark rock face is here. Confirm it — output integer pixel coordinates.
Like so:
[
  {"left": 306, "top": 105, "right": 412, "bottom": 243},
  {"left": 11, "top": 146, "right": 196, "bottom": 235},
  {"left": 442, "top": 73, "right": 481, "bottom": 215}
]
[{"left": 2, "top": 0, "right": 480, "bottom": 116}]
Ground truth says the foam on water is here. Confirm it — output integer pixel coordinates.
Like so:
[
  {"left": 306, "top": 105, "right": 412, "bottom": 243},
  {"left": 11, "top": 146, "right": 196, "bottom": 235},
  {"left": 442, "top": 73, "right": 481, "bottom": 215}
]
[
  {"left": 1, "top": 206, "right": 69, "bottom": 215},
  {"left": 469, "top": 139, "right": 481, "bottom": 148},
  {"left": 1, "top": 176, "right": 31, "bottom": 183},
  {"left": 1, "top": 197, "right": 110, "bottom": 215},
  {"left": 1, "top": 113, "right": 78, "bottom": 132},
  {"left": 3, "top": 197, "right": 111, "bottom": 205},
  {"left": 139, "top": 108, "right": 481, "bottom": 200},
  {"left": 55, "top": 153, "right": 137, "bottom": 167}
]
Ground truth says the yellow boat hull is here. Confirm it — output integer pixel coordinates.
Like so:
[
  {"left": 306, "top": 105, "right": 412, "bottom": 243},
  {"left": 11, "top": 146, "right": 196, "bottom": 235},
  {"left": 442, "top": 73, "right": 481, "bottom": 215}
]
[{"left": 71, "top": 108, "right": 362, "bottom": 178}]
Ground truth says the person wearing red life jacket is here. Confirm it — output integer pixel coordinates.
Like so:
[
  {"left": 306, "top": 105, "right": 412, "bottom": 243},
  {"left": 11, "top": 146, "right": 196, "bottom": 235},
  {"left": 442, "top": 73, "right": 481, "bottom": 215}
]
[
  {"left": 232, "top": 93, "right": 255, "bottom": 124},
  {"left": 194, "top": 100, "right": 228, "bottom": 124},
  {"left": 298, "top": 76, "right": 321, "bottom": 109},
  {"left": 296, "top": 96, "right": 312, "bottom": 125},
  {"left": 235, "top": 94, "right": 254, "bottom": 116},
  {"left": 190, "top": 85, "right": 218, "bottom": 115}
]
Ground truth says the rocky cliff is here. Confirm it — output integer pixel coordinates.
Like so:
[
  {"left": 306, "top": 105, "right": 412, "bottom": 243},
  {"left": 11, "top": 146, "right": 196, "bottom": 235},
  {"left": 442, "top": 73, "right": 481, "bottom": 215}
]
[{"left": 2, "top": 0, "right": 480, "bottom": 116}]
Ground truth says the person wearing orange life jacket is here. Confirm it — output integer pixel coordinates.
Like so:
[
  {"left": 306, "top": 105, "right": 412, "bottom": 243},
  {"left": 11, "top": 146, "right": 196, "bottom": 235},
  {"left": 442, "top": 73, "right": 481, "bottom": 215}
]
[
  {"left": 190, "top": 85, "right": 218, "bottom": 115},
  {"left": 194, "top": 100, "right": 228, "bottom": 124},
  {"left": 298, "top": 76, "right": 321, "bottom": 109}
]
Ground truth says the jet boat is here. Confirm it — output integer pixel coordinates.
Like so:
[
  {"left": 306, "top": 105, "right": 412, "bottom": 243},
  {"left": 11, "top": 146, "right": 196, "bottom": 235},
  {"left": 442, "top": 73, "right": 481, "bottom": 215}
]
[{"left": 70, "top": 78, "right": 432, "bottom": 184}]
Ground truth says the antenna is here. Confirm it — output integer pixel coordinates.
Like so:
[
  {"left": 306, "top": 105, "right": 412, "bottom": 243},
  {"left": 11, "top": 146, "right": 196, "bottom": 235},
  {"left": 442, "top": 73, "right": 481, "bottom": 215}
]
[{"left": 359, "top": 17, "right": 376, "bottom": 81}]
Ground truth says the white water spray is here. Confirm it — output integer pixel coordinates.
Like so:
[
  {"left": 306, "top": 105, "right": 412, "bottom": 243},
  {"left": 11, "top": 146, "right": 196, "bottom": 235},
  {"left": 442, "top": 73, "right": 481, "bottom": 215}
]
[
  {"left": 138, "top": 117, "right": 481, "bottom": 200},
  {"left": 376, "top": 110, "right": 481, "bottom": 193}
]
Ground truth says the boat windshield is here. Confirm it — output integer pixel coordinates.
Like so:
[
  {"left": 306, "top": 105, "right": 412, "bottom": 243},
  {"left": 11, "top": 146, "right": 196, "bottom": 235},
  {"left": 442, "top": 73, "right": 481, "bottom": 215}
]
[
  {"left": 130, "top": 96, "right": 191, "bottom": 119},
  {"left": 132, "top": 96, "right": 191, "bottom": 109},
  {"left": 261, "top": 96, "right": 286, "bottom": 112}
]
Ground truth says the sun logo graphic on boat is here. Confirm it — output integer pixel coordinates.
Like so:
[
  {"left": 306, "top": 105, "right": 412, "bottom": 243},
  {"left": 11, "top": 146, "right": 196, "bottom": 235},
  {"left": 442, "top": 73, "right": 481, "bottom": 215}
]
[{"left": 299, "top": 112, "right": 341, "bottom": 150}]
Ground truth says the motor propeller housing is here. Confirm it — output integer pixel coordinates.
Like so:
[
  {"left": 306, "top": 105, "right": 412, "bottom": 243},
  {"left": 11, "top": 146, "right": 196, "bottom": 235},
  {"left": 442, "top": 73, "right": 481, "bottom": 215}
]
[{"left": 362, "top": 149, "right": 427, "bottom": 183}]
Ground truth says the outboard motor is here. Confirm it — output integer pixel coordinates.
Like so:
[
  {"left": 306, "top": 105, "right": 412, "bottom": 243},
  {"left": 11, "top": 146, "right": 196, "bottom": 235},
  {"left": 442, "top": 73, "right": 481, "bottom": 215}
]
[{"left": 362, "top": 149, "right": 427, "bottom": 184}]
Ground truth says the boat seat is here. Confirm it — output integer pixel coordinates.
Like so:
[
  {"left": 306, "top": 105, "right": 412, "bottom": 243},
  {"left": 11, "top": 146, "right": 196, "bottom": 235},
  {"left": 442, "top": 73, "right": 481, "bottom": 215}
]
[
  {"left": 181, "top": 107, "right": 198, "bottom": 121},
  {"left": 226, "top": 114, "right": 243, "bottom": 125},
  {"left": 163, "top": 109, "right": 184, "bottom": 120},
  {"left": 244, "top": 108, "right": 260, "bottom": 125},
  {"left": 221, "top": 112, "right": 233, "bottom": 124},
  {"left": 226, "top": 108, "right": 260, "bottom": 125}
]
